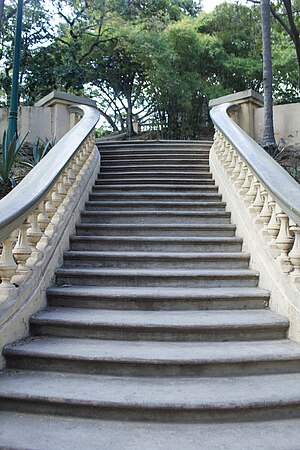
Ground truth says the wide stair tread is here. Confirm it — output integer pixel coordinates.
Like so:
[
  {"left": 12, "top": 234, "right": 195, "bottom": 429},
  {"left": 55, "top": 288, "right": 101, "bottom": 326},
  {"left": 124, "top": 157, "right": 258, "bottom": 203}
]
[
  {"left": 27, "top": 308, "right": 288, "bottom": 341},
  {"left": 1, "top": 412, "right": 300, "bottom": 450},
  {"left": 5, "top": 337, "right": 300, "bottom": 377},
  {"left": 3, "top": 139, "right": 300, "bottom": 443},
  {"left": 1, "top": 371, "right": 300, "bottom": 421},
  {"left": 46, "top": 285, "right": 270, "bottom": 310}
]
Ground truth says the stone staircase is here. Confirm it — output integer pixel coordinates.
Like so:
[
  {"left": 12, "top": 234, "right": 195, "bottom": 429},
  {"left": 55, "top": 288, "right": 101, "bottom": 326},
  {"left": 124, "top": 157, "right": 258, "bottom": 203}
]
[{"left": 1, "top": 141, "right": 300, "bottom": 449}]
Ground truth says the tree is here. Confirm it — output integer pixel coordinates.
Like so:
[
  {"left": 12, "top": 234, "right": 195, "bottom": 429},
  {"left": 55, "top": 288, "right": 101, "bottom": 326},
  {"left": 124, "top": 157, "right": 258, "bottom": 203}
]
[{"left": 269, "top": 0, "right": 300, "bottom": 90}]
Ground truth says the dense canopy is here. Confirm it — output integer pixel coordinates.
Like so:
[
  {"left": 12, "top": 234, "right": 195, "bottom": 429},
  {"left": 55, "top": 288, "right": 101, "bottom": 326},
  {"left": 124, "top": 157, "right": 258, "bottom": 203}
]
[{"left": 0, "top": 0, "right": 299, "bottom": 138}]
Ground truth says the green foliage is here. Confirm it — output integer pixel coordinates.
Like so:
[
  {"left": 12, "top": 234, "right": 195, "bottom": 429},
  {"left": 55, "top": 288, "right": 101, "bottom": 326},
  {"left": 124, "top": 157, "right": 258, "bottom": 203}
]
[
  {"left": 0, "top": 131, "right": 28, "bottom": 187},
  {"left": 21, "top": 137, "right": 56, "bottom": 169},
  {"left": 1, "top": 0, "right": 300, "bottom": 139}
]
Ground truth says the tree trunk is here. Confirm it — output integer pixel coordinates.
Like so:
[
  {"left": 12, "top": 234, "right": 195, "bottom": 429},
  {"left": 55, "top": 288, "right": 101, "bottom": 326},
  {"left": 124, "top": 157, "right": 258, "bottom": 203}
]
[
  {"left": 261, "top": 0, "right": 277, "bottom": 151},
  {"left": 98, "top": 108, "right": 119, "bottom": 132},
  {"left": 126, "top": 93, "right": 133, "bottom": 137},
  {"left": 0, "top": 0, "right": 4, "bottom": 40}
]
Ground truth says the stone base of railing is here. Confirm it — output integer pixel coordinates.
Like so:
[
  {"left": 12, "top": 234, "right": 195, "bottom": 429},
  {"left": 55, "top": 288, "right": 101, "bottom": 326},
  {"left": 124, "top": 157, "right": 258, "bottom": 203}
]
[
  {"left": 210, "top": 147, "right": 300, "bottom": 342},
  {"left": 0, "top": 148, "right": 100, "bottom": 369}
]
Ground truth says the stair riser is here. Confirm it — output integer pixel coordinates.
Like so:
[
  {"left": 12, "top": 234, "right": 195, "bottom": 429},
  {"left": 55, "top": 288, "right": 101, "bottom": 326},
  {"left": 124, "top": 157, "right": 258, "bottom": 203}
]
[
  {"left": 29, "top": 324, "right": 286, "bottom": 342},
  {"left": 69, "top": 241, "right": 242, "bottom": 252},
  {"left": 47, "top": 295, "right": 268, "bottom": 311},
  {"left": 63, "top": 257, "right": 249, "bottom": 270},
  {"left": 98, "top": 147, "right": 211, "bottom": 154},
  {"left": 2, "top": 399, "right": 300, "bottom": 423},
  {"left": 100, "top": 149, "right": 211, "bottom": 154},
  {"left": 93, "top": 185, "right": 219, "bottom": 193},
  {"left": 98, "top": 173, "right": 213, "bottom": 180},
  {"left": 89, "top": 194, "right": 222, "bottom": 202},
  {"left": 80, "top": 213, "right": 231, "bottom": 224},
  {"left": 56, "top": 274, "right": 258, "bottom": 288},
  {"left": 85, "top": 204, "right": 226, "bottom": 212},
  {"left": 95, "top": 179, "right": 216, "bottom": 185},
  {"left": 100, "top": 167, "right": 210, "bottom": 173},
  {"left": 7, "top": 356, "right": 297, "bottom": 378},
  {"left": 101, "top": 159, "right": 209, "bottom": 165},
  {"left": 75, "top": 226, "right": 236, "bottom": 237}
]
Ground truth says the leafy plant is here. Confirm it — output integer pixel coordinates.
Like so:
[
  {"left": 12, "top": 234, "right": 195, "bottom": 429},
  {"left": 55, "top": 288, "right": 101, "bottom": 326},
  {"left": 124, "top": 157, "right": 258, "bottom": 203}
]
[
  {"left": 22, "top": 137, "right": 56, "bottom": 169},
  {"left": 267, "top": 144, "right": 285, "bottom": 160},
  {"left": 0, "top": 130, "right": 28, "bottom": 188}
]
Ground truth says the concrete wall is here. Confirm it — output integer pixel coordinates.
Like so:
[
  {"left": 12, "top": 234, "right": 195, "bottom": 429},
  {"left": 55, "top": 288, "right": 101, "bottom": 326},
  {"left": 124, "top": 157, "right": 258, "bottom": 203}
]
[
  {"left": 254, "top": 103, "right": 300, "bottom": 147},
  {"left": 0, "top": 106, "right": 52, "bottom": 145}
]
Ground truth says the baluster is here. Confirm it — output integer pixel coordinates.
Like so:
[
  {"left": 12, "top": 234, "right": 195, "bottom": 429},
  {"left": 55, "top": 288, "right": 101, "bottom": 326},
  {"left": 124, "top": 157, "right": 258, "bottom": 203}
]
[
  {"left": 231, "top": 156, "right": 242, "bottom": 181},
  {"left": 38, "top": 200, "right": 50, "bottom": 232},
  {"left": 67, "top": 161, "right": 76, "bottom": 183},
  {"left": 224, "top": 144, "right": 233, "bottom": 170},
  {"left": 245, "top": 175, "right": 257, "bottom": 206},
  {"left": 259, "top": 191, "right": 272, "bottom": 238},
  {"left": 12, "top": 221, "right": 32, "bottom": 282},
  {"left": 227, "top": 149, "right": 237, "bottom": 175},
  {"left": 275, "top": 211, "right": 294, "bottom": 273},
  {"left": 27, "top": 210, "right": 43, "bottom": 266},
  {"left": 267, "top": 201, "right": 280, "bottom": 256},
  {"left": 249, "top": 180, "right": 263, "bottom": 221},
  {"left": 71, "top": 155, "right": 80, "bottom": 176},
  {"left": 37, "top": 200, "right": 51, "bottom": 251},
  {"left": 235, "top": 162, "right": 247, "bottom": 188},
  {"left": 220, "top": 141, "right": 230, "bottom": 163},
  {"left": 45, "top": 191, "right": 56, "bottom": 219},
  {"left": 239, "top": 169, "right": 253, "bottom": 197},
  {"left": 0, "top": 233, "right": 18, "bottom": 299},
  {"left": 52, "top": 182, "right": 63, "bottom": 208},
  {"left": 58, "top": 174, "right": 67, "bottom": 198},
  {"left": 289, "top": 225, "right": 300, "bottom": 284}
]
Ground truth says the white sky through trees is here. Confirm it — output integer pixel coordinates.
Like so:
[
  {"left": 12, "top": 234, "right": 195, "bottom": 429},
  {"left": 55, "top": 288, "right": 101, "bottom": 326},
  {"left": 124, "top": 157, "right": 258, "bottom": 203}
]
[{"left": 202, "top": 0, "right": 249, "bottom": 12}]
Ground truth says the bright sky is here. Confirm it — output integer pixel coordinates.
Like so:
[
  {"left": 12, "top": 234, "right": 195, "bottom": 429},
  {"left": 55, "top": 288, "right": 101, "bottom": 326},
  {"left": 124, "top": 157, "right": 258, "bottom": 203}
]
[{"left": 202, "top": 0, "right": 249, "bottom": 12}]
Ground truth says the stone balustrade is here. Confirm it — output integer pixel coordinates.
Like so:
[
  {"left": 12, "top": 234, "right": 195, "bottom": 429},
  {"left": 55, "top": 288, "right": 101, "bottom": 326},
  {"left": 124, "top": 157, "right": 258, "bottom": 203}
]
[
  {"left": 212, "top": 127, "right": 300, "bottom": 286},
  {"left": 210, "top": 103, "right": 300, "bottom": 340},
  {"left": 0, "top": 104, "right": 100, "bottom": 313}
]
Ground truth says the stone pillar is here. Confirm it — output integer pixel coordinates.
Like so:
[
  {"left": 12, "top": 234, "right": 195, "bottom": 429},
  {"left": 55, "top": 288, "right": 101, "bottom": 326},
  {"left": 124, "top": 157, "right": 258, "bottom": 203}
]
[
  {"left": 35, "top": 90, "right": 98, "bottom": 141},
  {"left": 209, "top": 89, "right": 264, "bottom": 139}
]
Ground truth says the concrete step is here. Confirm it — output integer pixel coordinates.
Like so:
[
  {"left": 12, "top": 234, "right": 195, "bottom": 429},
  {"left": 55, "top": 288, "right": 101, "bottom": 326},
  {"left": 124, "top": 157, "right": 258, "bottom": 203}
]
[
  {"left": 1, "top": 371, "right": 300, "bottom": 421},
  {"left": 89, "top": 192, "right": 222, "bottom": 202},
  {"left": 92, "top": 183, "right": 219, "bottom": 192},
  {"left": 63, "top": 251, "right": 250, "bottom": 269},
  {"left": 98, "top": 141, "right": 212, "bottom": 151},
  {"left": 47, "top": 286, "right": 270, "bottom": 311},
  {"left": 1, "top": 411, "right": 300, "bottom": 450},
  {"left": 100, "top": 165, "right": 210, "bottom": 173},
  {"left": 75, "top": 224, "right": 237, "bottom": 237},
  {"left": 55, "top": 268, "right": 259, "bottom": 288},
  {"left": 100, "top": 151, "right": 210, "bottom": 159},
  {"left": 97, "top": 172, "right": 213, "bottom": 180},
  {"left": 27, "top": 309, "right": 288, "bottom": 342},
  {"left": 85, "top": 200, "right": 226, "bottom": 212},
  {"left": 69, "top": 236, "right": 242, "bottom": 252},
  {"left": 100, "top": 158, "right": 210, "bottom": 165},
  {"left": 95, "top": 178, "right": 216, "bottom": 185},
  {"left": 6, "top": 337, "right": 300, "bottom": 378},
  {"left": 98, "top": 139, "right": 212, "bottom": 146},
  {"left": 80, "top": 210, "right": 231, "bottom": 224}
]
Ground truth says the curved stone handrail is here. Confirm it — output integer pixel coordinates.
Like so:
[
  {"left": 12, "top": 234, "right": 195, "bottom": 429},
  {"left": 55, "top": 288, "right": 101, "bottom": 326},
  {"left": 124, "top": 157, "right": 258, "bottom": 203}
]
[
  {"left": 211, "top": 103, "right": 300, "bottom": 226},
  {"left": 0, "top": 104, "right": 99, "bottom": 242},
  {"left": 210, "top": 102, "right": 300, "bottom": 339},
  {"left": 0, "top": 103, "right": 100, "bottom": 308}
]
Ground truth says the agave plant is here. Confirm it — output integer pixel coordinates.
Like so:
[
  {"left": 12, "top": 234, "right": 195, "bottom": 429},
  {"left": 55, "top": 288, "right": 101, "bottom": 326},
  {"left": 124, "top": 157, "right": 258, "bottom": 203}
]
[
  {"left": 22, "top": 137, "right": 56, "bottom": 169},
  {"left": 0, "top": 130, "right": 28, "bottom": 188}
]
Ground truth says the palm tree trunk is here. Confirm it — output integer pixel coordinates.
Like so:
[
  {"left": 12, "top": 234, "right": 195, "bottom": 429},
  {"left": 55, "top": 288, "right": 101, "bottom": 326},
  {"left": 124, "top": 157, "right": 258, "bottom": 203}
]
[{"left": 261, "top": 0, "right": 277, "bottom": 151}]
